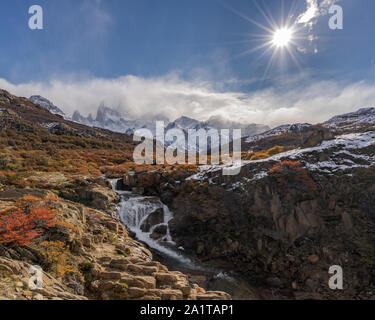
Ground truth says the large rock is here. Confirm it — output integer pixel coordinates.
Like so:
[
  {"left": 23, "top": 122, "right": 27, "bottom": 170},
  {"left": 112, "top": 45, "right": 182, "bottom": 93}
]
[
  {"left": 119, "top": 171, "right": 163, "bottom": 195},
  {"left": 140, "top": 208, "right": 164, "bottom": 232},
  {"left": 0, "top": 179, "right": 231, "bottom": 302},
  {"left": 168, "top": 162, "right": 375, "bottom": 299},
  {"left": 61, "top": 182, "right": 119, "bottom": 214},
  {"left": 150, "top": 225, "right": 168, "bottom": 240},
  {"left": 0, "top": 257, "right": 87, "bottom": 300}
]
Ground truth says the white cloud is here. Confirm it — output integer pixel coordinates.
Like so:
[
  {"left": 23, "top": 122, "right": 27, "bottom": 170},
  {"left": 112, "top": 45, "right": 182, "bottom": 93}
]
[
  {"left": 0, "top": 74, "right": 374, "bottom": 128},
  {"left": 297, "top": 0, "right": 341, "bottom": 25},
  {"left": 297, "top": 0, "right": 319, "bottom": 24}
]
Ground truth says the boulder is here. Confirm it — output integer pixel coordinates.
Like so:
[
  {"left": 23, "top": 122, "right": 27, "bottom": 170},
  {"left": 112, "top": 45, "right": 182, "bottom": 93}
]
[
  {"left": 150, "top": 225, "right": 168, "bottom": 240},
  {"left": 140, "top": 208, "right": 164, "bottom": 232},
  {"left": 154, "top": 273, "right": 179, "bottom": 284}
]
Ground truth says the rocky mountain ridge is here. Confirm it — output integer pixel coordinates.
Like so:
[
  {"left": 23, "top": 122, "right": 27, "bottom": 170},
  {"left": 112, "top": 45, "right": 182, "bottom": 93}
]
[
  {"left": 27, "top": 95, "right": 269, "bottom": 151},
  {"left": 323, "top": 107, "right": 375, "bottom": 131},
  {"left": 29, "top": 95, "right": 66, "bottom": 118}
]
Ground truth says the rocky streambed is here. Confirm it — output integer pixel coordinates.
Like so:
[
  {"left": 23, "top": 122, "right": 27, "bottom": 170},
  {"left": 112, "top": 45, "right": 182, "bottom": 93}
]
[{"left": 110, "top": 179, "right": 258, "bottom": 300}]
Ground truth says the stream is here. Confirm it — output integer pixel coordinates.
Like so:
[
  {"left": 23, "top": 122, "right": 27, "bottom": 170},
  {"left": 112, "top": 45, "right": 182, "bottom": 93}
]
[{"left": 110, "top": 179, "right": 258, "bottom": 300}]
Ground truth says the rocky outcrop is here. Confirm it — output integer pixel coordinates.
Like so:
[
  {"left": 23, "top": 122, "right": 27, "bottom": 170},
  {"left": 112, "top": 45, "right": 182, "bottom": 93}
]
[
  {"left": 117, "top": 167, "right": 197, "bottom": 204},
  {"left": 118, "top": 170, "right": 162, "bottom": 195},
  {"left": 140, "top": 208, "right": 164, "bottom": 232},
  {"left": 0, "top": 188, "right": 230, "bottom": 301},
  {"left": 150, "top": 225, "right": 168, "bottom": 240},
  {"left": 59, "top": 178, "right": 119, "bottom": 215},
  {"left": 0, "top": 257, "right": 86, "bottom": 300},
  {"left": 168, "top": 165, "right": 375, "bottom": 299}
]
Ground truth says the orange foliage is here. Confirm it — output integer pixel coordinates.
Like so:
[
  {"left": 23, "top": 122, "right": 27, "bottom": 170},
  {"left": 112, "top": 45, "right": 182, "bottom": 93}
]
[
  {"left": 269, "top": 160, "right": 302, "bottom": 174},
  {"left": 250, "top": 151, "right": 269, "bottom": 160},
  {"left": 44, "top": 194, "right": 60, "bottom": 202},
  {"left": 23, "top": 195, "right": 43, "bottom": 201},
  {"left": 0, "top": 208, "right": 56, "bottom": 246},
  {"left": 242, "top": 146, "right": 285, "bottom": 161}
]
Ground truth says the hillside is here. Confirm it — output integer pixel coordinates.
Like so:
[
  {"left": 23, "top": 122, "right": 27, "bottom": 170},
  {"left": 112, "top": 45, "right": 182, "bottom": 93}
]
[
  {"left": 162, "top": 115, "right": 375, "bottom": 299},
  {"left": 1, "top": 87, "right": 375, "bottom": 300},
  {"left": 0, "top": 89, "right": 229, "bottom": 301},
  {"left": 113, "top": 104, "right": 375, "bottom": 299}
]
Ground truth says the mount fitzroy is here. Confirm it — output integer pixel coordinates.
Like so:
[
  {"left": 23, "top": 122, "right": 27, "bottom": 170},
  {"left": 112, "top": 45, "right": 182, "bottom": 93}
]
[
  {"left": 0, "top": 88, "right": 374, "bottom": 300},
  {"left": 71, "top": 101, "right": 270, "bottom": 151},
  {"left": 29, "top": 95, "right": 270, "bottom": 152}
]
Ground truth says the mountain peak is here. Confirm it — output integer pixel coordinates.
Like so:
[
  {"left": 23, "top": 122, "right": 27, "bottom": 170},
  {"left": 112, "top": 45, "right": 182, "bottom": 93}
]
[
  {"left": 324, "top": 106, "right": 375, "bottom": 130},
  {"left": 29, "top": 95, "right": 65, "bottom": 117},
  {"left": 96, "top": 103, "right": 127, "bottom": 123},
  {"left": 173, "top": 116, "right": 200, "bottom": 128}
]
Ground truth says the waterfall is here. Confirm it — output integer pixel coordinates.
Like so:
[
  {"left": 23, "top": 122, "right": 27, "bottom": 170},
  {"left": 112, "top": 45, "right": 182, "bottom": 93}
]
[
  {"left": 110, "top": 179, "right": 195, "bottom": 267},
  {"left": 109, "top": 178, "right": 257, "bottom": 299},
  {"left": 109, "top": 179, "right": 258, "bottom": 299}
]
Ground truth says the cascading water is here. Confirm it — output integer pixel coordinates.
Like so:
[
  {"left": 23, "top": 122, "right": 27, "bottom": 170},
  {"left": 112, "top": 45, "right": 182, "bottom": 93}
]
[
  {"left": 109, "top": 179, "right": 257, "bottom": 299},
  {"left": 110, "top": 180, "right": 196, "bottom": 268}
]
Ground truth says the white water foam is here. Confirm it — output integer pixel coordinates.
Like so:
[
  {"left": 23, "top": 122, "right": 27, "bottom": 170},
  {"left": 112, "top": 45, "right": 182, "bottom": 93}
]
[
  {"left": 118, "top": 196, "right": 195, "bottom": 266},
  {"left": 110, "top": 180, "right": 196, "bottom": 268}
]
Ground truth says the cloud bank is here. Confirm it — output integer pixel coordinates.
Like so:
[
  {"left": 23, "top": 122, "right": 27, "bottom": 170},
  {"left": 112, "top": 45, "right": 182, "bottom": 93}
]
[{"left": 0, "top": 74, "right": 374, "bottom": 128}]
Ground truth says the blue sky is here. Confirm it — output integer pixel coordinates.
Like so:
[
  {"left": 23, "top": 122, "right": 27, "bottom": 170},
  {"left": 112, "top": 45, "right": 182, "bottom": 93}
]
[{"left": 1, "top": 0, "right": 375, "bottom": 126}]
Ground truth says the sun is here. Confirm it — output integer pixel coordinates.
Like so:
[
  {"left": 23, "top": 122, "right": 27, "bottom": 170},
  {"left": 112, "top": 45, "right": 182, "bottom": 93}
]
[
  {"left": 220, "top": 1, "right": 304, "bottom": 79},
  {"left": 272, "top": 28, "right": 293, "bottom": 48}
]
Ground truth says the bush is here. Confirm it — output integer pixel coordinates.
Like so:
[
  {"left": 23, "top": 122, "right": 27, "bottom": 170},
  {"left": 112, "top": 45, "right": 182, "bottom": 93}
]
[
  {"left": 243, "top": 145, "right": 285, "bottom": 161},
  {"left": 0, "top": 208, "right": 56, "bottom": 246},
  {"left": 269, "top": 160, "right": 302, "bottom": 174},
  {"left": 38, "top": 241, "right": 83, "bottom": 280},
  {"left": 269, "top": 160, "right": 317, "bottom": 190},
  {"left": 250, "top": 152, "right": 269, "bottom": 160},
  {"left": 267, "top": 145, "right": 284, "bottom": 156}
]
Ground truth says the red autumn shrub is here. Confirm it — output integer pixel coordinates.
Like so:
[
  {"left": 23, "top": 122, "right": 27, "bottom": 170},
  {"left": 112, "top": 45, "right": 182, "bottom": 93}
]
[
  {"left": 269, "top": 160, "right": 302, "bottom": 174},
  {"left": 0, "top": 208, "right": 56, "bottom": 246}
]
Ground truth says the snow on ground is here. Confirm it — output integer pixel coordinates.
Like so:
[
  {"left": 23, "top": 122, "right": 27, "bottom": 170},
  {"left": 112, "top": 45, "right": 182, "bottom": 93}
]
[
  {"left": 246, "top": 123, "right": 311, "bottom": 143},
  {"left": 188, "top": 131, "right": 375, "bottom": 187},
  {"left": 323, "top": 107, "right": 375, "bottom": 129},
  {"left": 29, "top": 96, "right": 66, "bottom": 117},
  {"left": 40, "top": 122, "right": 60, "bottom": 129}
]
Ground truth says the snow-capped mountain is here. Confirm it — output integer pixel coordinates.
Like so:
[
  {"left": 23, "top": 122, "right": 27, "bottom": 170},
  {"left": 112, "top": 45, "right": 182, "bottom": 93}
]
[
  {"left": 72, "top": 103, "right": 159, "bottom": 136},
  {"left": 72, "top": 111, "right": 94, "bottom": 126},
  {"left": 167, "top": 116, "right": 269, "bottom": 137},
  {"left": 323, "top": 107, "right": 375, "bottom": 130},
  {"left": 29, "top": 95, "right": 66, "bottom": 117},
  {"left": 246, "top": 123, "right": 312, "bottom": 143},
  {"left": 72, "top": 106, "right": 269, "bottom": 152},
  {"left": 245, "top": 107, "right": 375, "bottom": 145},
  {"left": 170, "top": 116, "right": 201, "bottom": 130},
  {"left": 27, "top": 95, "right": 269, "bottom": 150},
  {"left": 165, "top": 116, "right": 218, "bottom": 152},
  {"left": 205, "top": 116, "right": 270, "bottom": 137},
  {"left": 165, "top": 116, "right": 270, "bottom": 152}
]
